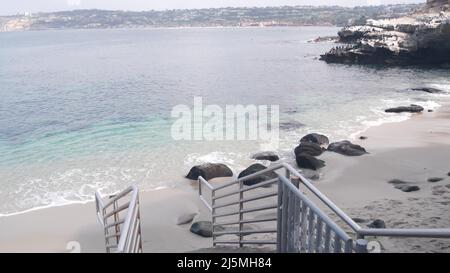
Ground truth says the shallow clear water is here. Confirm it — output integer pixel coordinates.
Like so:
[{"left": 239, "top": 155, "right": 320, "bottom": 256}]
[{"left": 0, "top": 27, "right": 449, "bottom": 215}]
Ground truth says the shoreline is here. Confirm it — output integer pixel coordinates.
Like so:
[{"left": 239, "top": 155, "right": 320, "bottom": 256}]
[
  {"left": 1, "top": 95, "right": 444, "bottom": 219},
  {"left": 1, "top": 100, "right": 449, "bottom": 252},
  {"left": 0, "top": 97, "right": 443, "bottom": 219}
]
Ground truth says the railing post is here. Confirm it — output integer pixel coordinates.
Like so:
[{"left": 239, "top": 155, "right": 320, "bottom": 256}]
[
  {"left": 276, "top": 178, "right": 283, "bottom": 253},
  {"left": 281, "top": 183, "right": 289, "bottom": 252},
  {"left": 212, "top": 188, "right": 216, "bottom": 247},
  {"left": 198, "top": 178, "right": 202, "bottom": 198},
  {"left": 239, "top": 180, "right": 244, "bottom": 247},
  {"left": 291, "top": 176, "right": 300, "bottom": 189},
  {"left": 355, "top": 239, "right": 368, "bottom": 253}
]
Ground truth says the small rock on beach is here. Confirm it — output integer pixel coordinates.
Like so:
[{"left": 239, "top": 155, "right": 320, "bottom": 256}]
[
  {"left": 368, "top": 219, "right": 386, "bottom": 229},
  {"left": 428, "top": 177, "right": 444, "bottom": 183},
  {"left": 388, "top": 179, "right": 420, "bottom": 192},
  {"left": 190, "top": 221, "right": 224, "bottom": 238},
  {"left": 396, "top": 185, "right": 420, "bottom": 193}
]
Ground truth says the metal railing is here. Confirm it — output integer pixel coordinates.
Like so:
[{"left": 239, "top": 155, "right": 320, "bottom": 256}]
[
  {"left": 198, "top": 163, "right": 450, "bottom": 253},
  {"left": 95, "top": 185, "right": 143, "bottom": 253}
]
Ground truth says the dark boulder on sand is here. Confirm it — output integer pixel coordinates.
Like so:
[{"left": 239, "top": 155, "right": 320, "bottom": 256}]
[
  {"left": 328, "top": 140, "right": 367, "bottom": 156},
  {"left": 396, "top": 185, "right": 420, "bottom": 192},
  {"left": 368, "top": 219, "right": 386, "bottom": 229},
  {"left": 251, "top": 151, "right": 280, "bottom": 162},
  {"left": 300, "top": 133, "right": 329, "bottom": 147},
  {"left": 294, "top": 142, "right": 324, "bottom": 157},
  {"left": 186, "top": 163, "right": 233, "bottom": 180},
  {"left": 388, "top": 179, "right": 420, "bottom": 192},
  {"left": 388, "top": 179, "right": 411, "bottom": 185},
  {"left": 238, "top": 163, "right": 278, "bottom": 186},
  {"left": 428, "top": 177, "right": 444, "bottom": 183},
  {"left": 190, "top": 221, "right": 224, "bottom": 238},
  {"left": 385, "top": 105, "right": 424, "bottom": 113},
  {"left": 296, "top": 154, "right": 325, "bottom": 170}
]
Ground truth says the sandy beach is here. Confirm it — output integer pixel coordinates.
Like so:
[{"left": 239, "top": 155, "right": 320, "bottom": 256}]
[{"left": 0, "top": 101, "right": 449, "bottom": 253}]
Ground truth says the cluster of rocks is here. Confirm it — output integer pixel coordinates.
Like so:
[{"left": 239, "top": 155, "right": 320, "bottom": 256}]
[
  {"left": 295, "top": 133, "right": 367, "bottom": 171},
  {"left": 388, "top": 174, "right": 448, "bottom": 193},
  {"left": 389, "top": 179, "right": 421, "bottom": 192},
  {"left": 320, "top": 0, "right": 450, "bottom": 66}
]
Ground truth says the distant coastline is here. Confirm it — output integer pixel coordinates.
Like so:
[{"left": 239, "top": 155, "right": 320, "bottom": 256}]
[{"left": 0, "top": 4, "right": 421, "bottom": 32}]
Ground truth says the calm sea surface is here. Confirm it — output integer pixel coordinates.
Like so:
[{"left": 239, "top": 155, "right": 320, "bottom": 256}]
[{"left": 0, "top": 27, "right": 449, "bottom": 215}]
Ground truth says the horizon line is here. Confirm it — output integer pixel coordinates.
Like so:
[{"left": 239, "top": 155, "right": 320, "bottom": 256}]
[{"left": 0, "top": 3, "right": 422, "bottom": 17}]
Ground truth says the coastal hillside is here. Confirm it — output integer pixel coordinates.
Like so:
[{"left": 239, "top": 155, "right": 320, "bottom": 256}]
[
  {"left": 0, "top": 4, "right": 421, "bottom": 31},
  {"left": 321, "top": 0, "right": 450, "bottom": 65}
]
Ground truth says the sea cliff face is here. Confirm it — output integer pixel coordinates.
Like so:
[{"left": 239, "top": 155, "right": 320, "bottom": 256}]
[{"left": 321, "top": 0, "right": 450, "bottom": 66}]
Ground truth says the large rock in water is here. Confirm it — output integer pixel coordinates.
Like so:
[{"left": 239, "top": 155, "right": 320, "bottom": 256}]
[
  {"left": 385, "top": 105, "right": 424, "bottom": 113},
  {"left": 328, "top": 141, "right": 367, "bottom": 156},
  {"left": 238, "top": 163, "right": 278, "bottom": 186},
  {"left": 296, "top": 154, "right": 326, "bottom": 170},
  {"left": 294, "top": 142, "right": 324, "bottom": 157},
  {"left": 186, "top": 163, "right": 233, "bottom": 180},
  {"left": 300, "top": 133, "right": 330, "bottom": 147},
  {"left": 251, "top": 151, "right": 280, "bottom": 162},
  {"left": 320, "top": 1, "right": 450, "bottom": 66}
]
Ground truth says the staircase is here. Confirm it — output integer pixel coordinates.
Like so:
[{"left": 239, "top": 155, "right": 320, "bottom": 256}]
[
  {"left": 198, "top": 163, "right": 450, "bottom": 253},
  {"left": 95, "top": 185, "right": 142, "bottom": 253}
]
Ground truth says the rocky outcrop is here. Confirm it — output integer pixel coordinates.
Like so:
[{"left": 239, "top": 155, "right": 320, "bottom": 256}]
[
  {"left": 327, "top": 141, "right": 367, "bottom": 156},
  {"left": 295, "top": 154, "right": 326, "bottom": 170},
  {"left": 385, "top": 104, "right": 424, "bottom": 113},
  {"left": 294, "top": 142, "right": 324, "bottom": 157},
  {"left": 186, "top": 163, "right": 233, "bottom": 180},
  {"left": 238, "top": 163, "right": 278, "bottom": 186},
  {"left": 321, "top": 1, "right": 450, "bottom": 66},
  {"left": 308, "top": 36, "right": 339, "bottom": 43},
  {"left": 251, "top": 151, "right": 280, "bottom": 162},
  {"left": 300, "top": 133, "right": 330, "bottom": 147}
]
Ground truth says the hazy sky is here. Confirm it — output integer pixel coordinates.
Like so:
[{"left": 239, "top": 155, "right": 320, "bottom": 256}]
[{"left": 1, "top": 0, "right": 426, "bottom": 16}]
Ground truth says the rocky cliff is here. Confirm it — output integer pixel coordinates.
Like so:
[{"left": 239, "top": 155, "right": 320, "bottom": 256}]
[{"left": 321, "top": 0, "right": 450, "bottom": 66}]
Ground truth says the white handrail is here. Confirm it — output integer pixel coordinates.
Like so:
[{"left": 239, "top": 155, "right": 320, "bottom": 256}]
[
  {"left": 197, "top": 163, "right": 450, "bottom": 252},
  {"left": 95, "top": 185, "right": 142, "bottom": 253}
]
